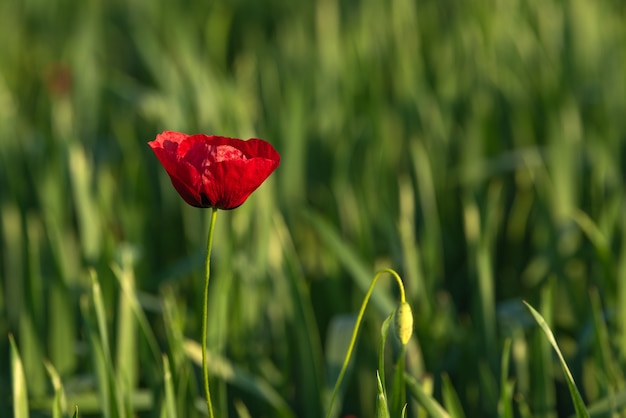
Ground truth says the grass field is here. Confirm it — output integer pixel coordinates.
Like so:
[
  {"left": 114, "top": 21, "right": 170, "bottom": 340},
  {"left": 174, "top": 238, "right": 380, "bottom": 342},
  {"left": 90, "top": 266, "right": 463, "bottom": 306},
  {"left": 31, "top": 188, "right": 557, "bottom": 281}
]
[{"left": 1, "top": 0, "right": 626, "bottom": 416}]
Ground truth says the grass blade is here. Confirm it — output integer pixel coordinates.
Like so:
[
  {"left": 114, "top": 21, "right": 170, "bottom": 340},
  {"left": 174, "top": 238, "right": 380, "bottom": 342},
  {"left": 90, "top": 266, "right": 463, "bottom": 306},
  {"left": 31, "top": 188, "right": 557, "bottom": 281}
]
[
  {"left": 83, "top": 273, "right": 117, "bottom": 418},
  {"left": 85, "top": 317, "right": 113, "bottom": 418},
  {"left": 161, "top": 355, "right": 177, "bottom": 418},
  {"left": 376, "top": 371, "right": 390, "bottom": 418},
  {"left": 389, "top": 351, "right": 407, "bottom": 418},
  {"left": 405, "top": 374, "right": 450, "bottom": 418},
  {"left": 43, "top": 360, "right": 67, "bottom": 418},
  {"left": 233, "top": 400, "right": 253, "bottom": 418},
  {"left": 378, "top": 313, "right": 394, "bottom": 396},
  {"left": 523, "top": 301, "right": 589, "bottom": 418},
  {"left": 68, "top": 143, "right": 101, "bottom": 261},
  {"left": 441, "top": 374, "right": 465, "bottom": 418},
  {"left": 111, "top": 262, "right": 161, "bottom": 366},
  {"left": 90, "top": 270, "right": 112, "bottom": 367},
  {"left": 112, "top": 250, "right": 138, "bottom": 391},
  {"left": 9, "top": 334, "right": 29, "bottom": 418}
]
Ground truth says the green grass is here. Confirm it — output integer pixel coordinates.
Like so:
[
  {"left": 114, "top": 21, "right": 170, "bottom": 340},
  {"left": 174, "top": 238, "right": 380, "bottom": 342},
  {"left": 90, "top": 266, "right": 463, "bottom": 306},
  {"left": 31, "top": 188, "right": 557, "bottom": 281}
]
[{"left": 1, "top": 0, "right": 626, "bottom": 416}]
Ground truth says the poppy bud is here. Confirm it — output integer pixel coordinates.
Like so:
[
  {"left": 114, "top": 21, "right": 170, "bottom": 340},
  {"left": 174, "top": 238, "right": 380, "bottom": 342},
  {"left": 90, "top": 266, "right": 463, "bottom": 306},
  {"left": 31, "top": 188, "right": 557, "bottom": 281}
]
[{"left": 394, "top": 302, "right": 413, "bottom": 345}]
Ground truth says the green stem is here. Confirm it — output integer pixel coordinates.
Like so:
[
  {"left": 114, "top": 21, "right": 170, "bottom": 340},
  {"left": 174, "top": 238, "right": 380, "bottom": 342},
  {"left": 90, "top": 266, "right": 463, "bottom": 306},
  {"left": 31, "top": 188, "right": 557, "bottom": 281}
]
[
  {"left": 325, "top": 268, "right": 406, "bottom": 418},
  {"left": 202, "top": 207, "right": 218, "bottom": 418}
]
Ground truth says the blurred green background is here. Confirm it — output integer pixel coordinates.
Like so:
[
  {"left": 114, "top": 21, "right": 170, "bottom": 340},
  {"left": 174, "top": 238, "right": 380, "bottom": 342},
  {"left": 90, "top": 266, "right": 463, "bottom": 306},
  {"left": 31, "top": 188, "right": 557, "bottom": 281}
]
[{"left": 1, "top": 0, "right": 626, "bottom": 416}]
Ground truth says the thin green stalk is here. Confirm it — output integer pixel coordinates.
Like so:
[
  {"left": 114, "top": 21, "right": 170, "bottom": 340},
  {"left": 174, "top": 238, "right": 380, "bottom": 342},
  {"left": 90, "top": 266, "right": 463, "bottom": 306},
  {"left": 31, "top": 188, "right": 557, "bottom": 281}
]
[
  {"left": 523, "top": 301, "right": 589, "bottom": 418},
  {"left": 325, "top": 268, "right": 406, "bottom": 418},
  {"left": 202, "top": 207, "right": 218, "bottom": 418}
]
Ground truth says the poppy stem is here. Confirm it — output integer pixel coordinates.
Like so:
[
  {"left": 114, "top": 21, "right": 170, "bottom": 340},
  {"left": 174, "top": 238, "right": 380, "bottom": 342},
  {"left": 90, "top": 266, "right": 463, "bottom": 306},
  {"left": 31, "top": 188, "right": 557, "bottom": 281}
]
[
  {"left": 325, "top": 268, "right": 407, "bottom": 418},
  {"left": 202, "top": 207, "right": 218, "bottom": 418}
]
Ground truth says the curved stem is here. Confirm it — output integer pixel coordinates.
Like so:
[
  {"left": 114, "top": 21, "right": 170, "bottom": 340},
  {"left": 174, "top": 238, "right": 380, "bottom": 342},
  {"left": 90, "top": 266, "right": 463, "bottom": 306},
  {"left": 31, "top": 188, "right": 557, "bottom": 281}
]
[
  {"left": 325, "top": 268, "right": 407, "bottom": 418},
  {"left": 202, "top": 207, "right": 218, "bottom": 418}
]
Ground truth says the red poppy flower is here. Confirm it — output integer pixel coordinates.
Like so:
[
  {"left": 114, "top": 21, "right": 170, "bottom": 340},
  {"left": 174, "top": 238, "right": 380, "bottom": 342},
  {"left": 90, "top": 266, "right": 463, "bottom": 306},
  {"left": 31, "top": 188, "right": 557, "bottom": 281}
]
[{"left": 149, "top": 131, "right": 280, "bottom": 209}]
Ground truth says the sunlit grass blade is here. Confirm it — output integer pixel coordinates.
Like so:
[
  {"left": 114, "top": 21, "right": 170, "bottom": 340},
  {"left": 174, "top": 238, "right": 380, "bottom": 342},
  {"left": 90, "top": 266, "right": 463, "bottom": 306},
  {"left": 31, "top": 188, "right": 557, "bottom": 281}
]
[
  {"left": 72, "top": 405, "right": 78, "bottom": 418},
  {"left": 68, "top": 143, "right": 101, "bottom": 261},
  {"left": 43, "top": 360, "right": 67, "bottom": 418},
  {"left": 109, "top": 248, "right": 162, "bottom": 415},
  {"left": 111, "top": 261, "right": 161, "bottom": 365},
  {"left": 161, "top": 355, "right": 177, "bottom": 418},
  {"left": 233, "top": 400, "right": 253, "bottom": 418},
  {"left": 90, "top": 270, "right": 112, "bottom": 367},
  {"left": 84, "top": 272, "right": 120, "bottom": 418},
  {"left": 376, "top": 371, "right": 390, "bottom": 418},
  {"left": 112, "top": 249, "right": 138, "bottom": 392},
  {"left": 84, "top": 313, "right": 113, "bottom": 418},
  {"left": 9, "top": 334, "right": 29, "bottom": 418},
  {"left": 3, "top": 206, "right": 44, "bottom": 399},
  {"left": 184, "top": 339, "right": 296, "bottom": 418},
  {"left": 441, "top": 374, "right": 465, "bottom": 418},
  {"left": 405, "top": 374, "right": 450, "bottom": 418},
  {"left": 523, "top": 301, "right": 590, "bottom": 418}
]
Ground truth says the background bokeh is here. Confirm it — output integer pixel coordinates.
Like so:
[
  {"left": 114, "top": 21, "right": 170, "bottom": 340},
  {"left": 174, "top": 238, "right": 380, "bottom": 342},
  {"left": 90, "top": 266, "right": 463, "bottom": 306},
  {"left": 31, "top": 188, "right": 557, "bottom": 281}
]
[{"left": 1, "top": 0, "right": 626, "bottom": 416}]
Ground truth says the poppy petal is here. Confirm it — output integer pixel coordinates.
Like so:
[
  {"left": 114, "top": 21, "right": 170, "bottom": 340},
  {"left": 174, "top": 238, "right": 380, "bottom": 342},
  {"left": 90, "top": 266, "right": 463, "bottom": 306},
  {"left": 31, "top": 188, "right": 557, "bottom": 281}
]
[{"left": 149, "top": 132, "right": 280, "bottom": 209}]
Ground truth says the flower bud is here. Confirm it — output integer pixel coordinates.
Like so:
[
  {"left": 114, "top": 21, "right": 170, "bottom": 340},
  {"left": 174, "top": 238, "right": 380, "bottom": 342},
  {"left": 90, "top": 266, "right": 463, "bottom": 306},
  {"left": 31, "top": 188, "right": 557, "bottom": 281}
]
[{"left": 395, "top": 302, "right": 413, "bottom": 345}]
